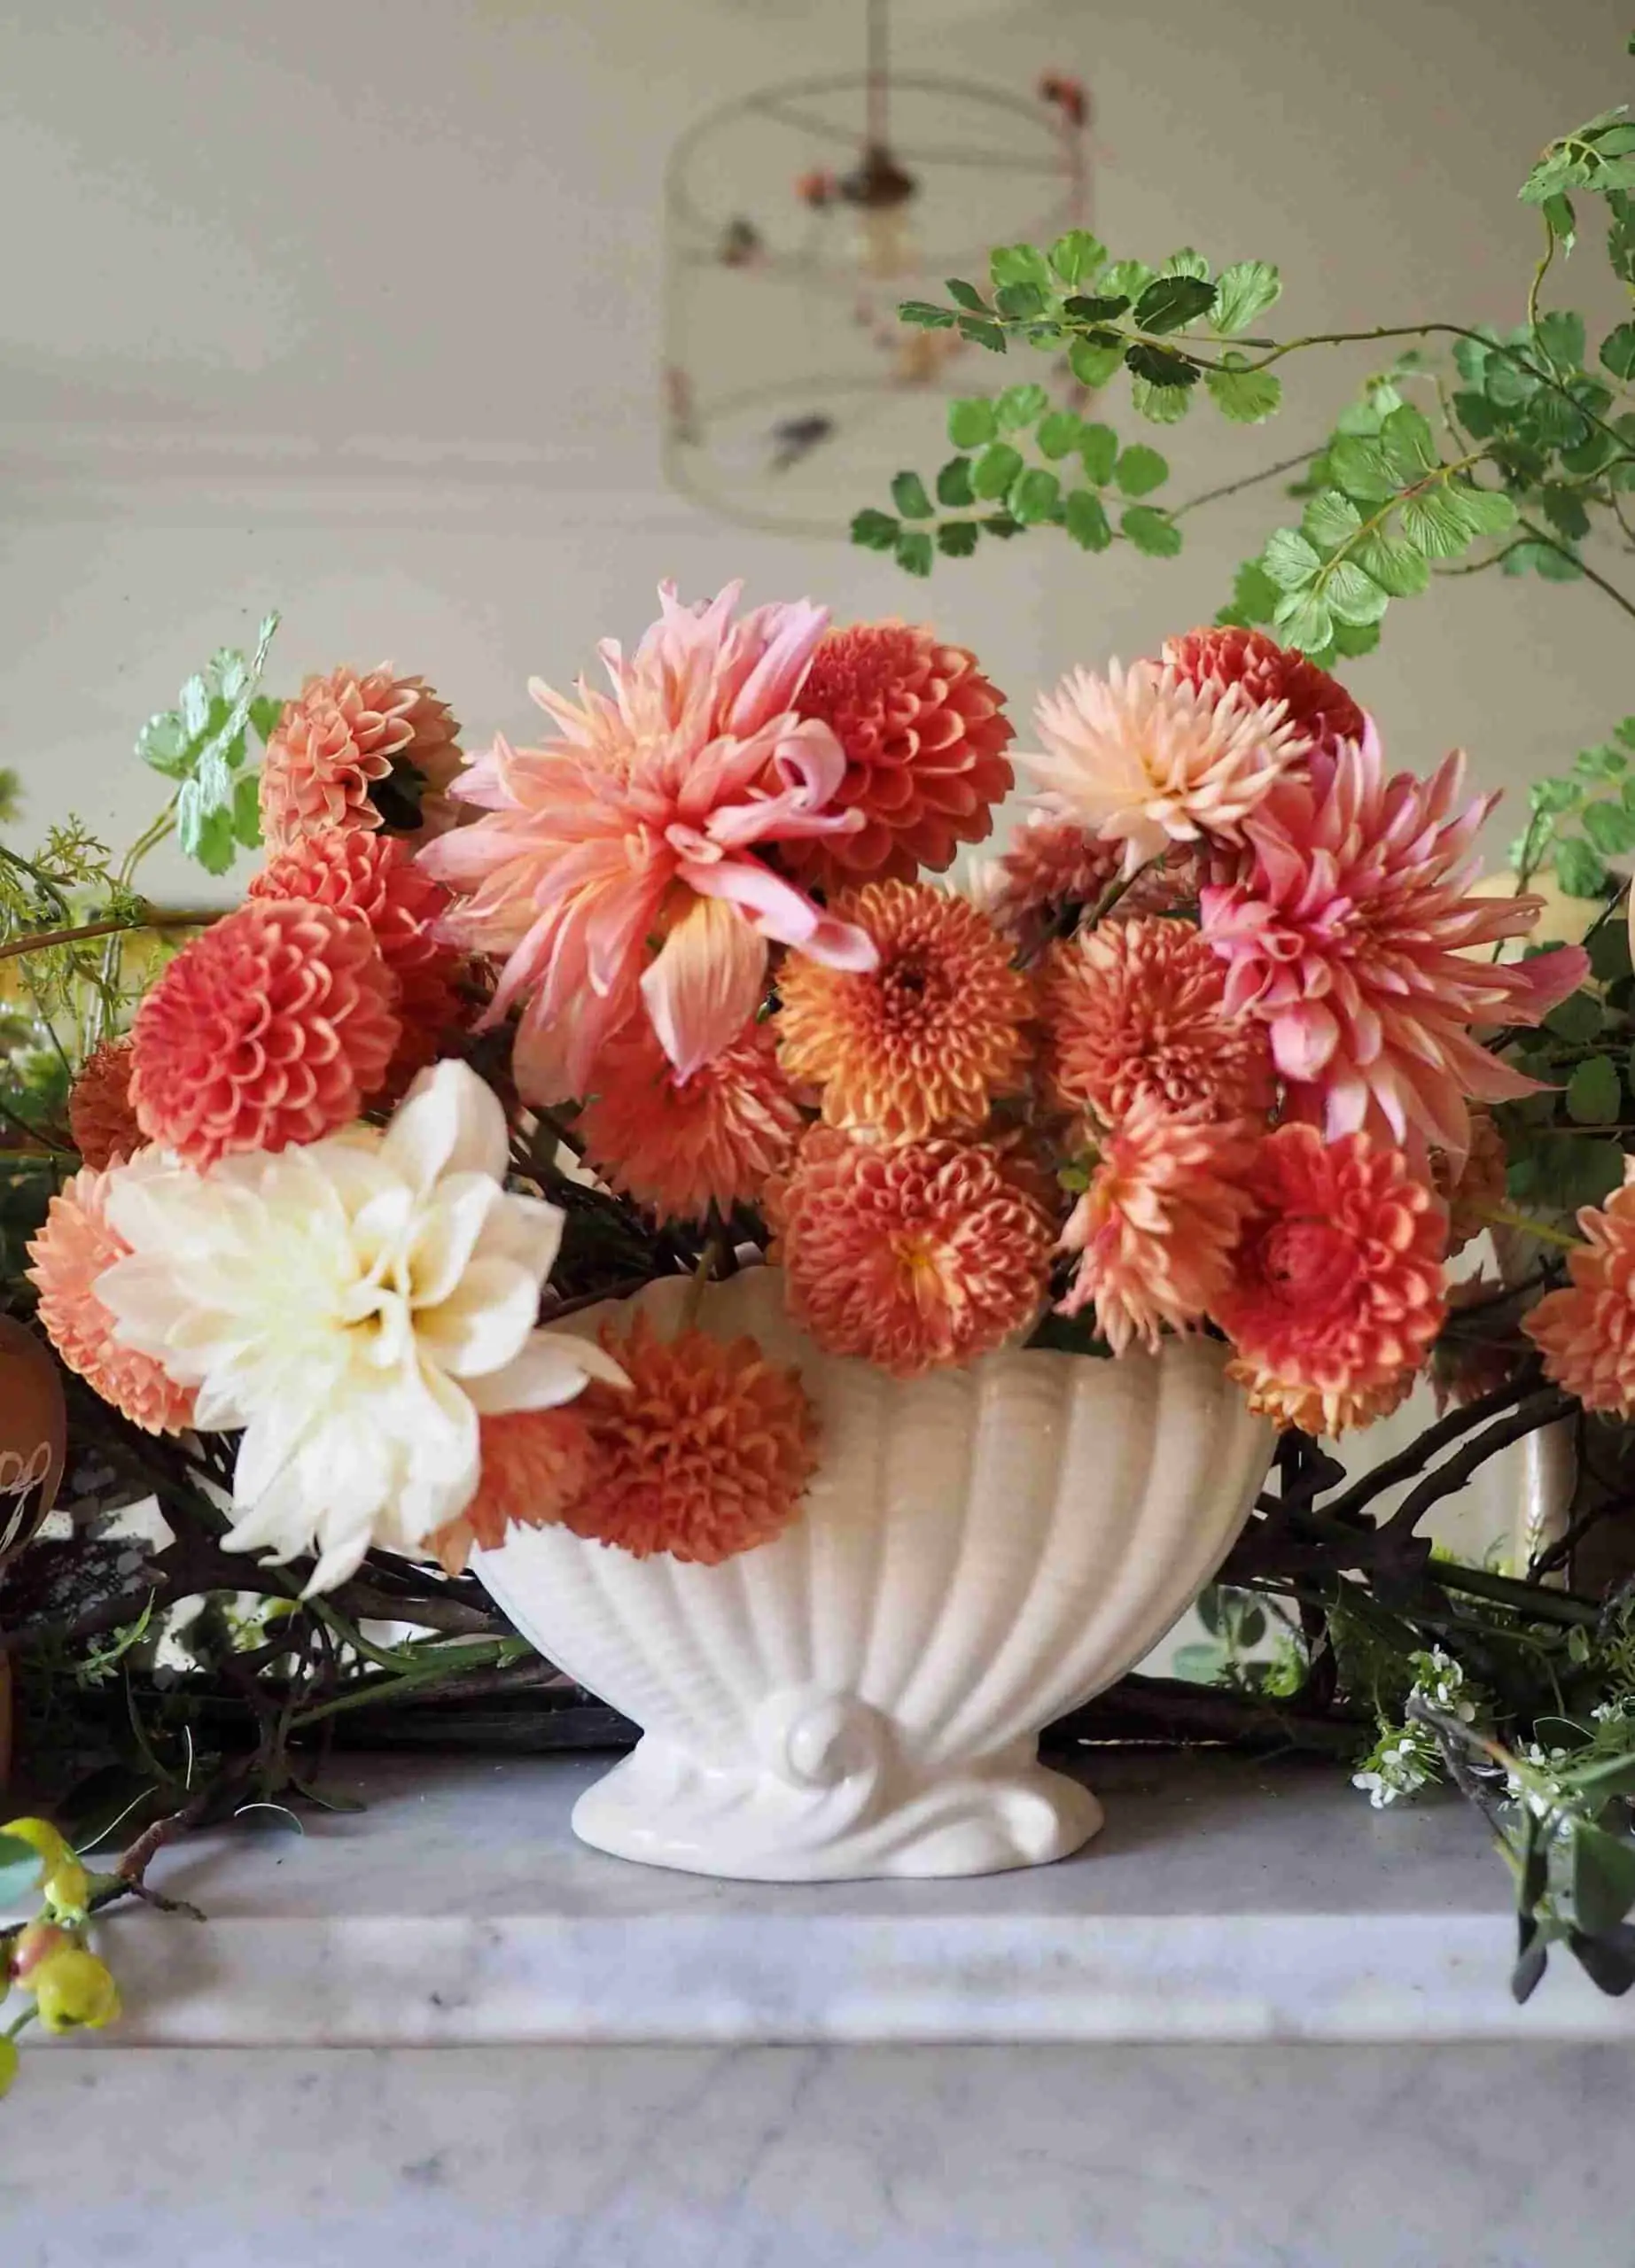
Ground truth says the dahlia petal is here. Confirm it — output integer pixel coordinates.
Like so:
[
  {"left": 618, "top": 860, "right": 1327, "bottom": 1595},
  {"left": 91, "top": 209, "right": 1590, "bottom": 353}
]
[
  {"left": 641, "top": 893, "right": 768, "bottom": 1082},
  {"left": 416, "top": 1256, "right": 541, "bottom": 1378},
  {"left": 386, "top": 1059, "right": 510, "bottom": 1192},
  {"left": 1269, "top": 1000, "right": 1339, "bottom": 1083},
  {"left": 464, "top": 1330, "right": 629, "bottom": 1413}
]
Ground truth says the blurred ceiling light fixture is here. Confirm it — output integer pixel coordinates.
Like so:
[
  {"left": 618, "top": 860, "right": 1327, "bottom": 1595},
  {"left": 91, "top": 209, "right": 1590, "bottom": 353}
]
[{"left": 663, "top": 0, "right": 1090, "bottom": 534}]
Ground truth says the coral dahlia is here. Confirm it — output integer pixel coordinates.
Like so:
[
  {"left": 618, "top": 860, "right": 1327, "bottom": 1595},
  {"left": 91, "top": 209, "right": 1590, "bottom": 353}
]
[
  {"left": 250, "top": 829, "right": 465, "bottom": 1091},
  {"left": 128, "top": 899, "right": 401, "bottom": 1169},
  {"left": 775, "top": 881, "right": 1032, "bottom": 1143},
  {"left": 1026, "top": 657, "right": 1308, "bottom": 874},
  {"left": 1228, "top": 1363, "right": 1414, "bottom": 1438},
  {"left": 780, "top": 621, "right": 1014, "bottom": 888},
  {"left": 977, "top": 814, "right": 1196, "bottom": 958},
  {"left": 67, "top": 1037, "right": 140, "bottom": 1169},
  {"left": 1211, "top": 1124, "right": 1447, "bottom": 1433},
  {"left": 1199, "top": 733, "right": 1589, "bottom": 1163},
  {"left": 559, "top": 1311, "right": 818, "bottom": 1564},
  {"left": 260, "top": 666, "right": 414, "bottom": 851},
  {"left": 430, "top": 1407, "right": 594, "bottom": 1575},
  {"left": 576, "top": 1015, "right": 803, "bottom": 1223},
  {"left": 1161, "top": 625, "right": 1365, "bottom": 759},
  {"left": 1526, "top": 1164, "right": 1635, "bottom": 1416},
  {"left": 418, "top": 582, "right": 876, "bottom": 1102},
  {"left": 770, "top": 1127, "right": 1054, "bottom": 1376},
  {"left": 1056, "top": 1104, "right": 1258, "bottom": 1355},
  {"left": 26, "top": 1158, "right": 195, "bottom": 1434},
  {"left": 1042, "top": 914, "right": 1274, "bottom": 1128}
]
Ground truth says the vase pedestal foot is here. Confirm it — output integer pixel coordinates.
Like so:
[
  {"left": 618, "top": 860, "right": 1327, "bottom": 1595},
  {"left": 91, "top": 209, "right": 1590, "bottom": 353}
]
[{"left": 569, "top": 1732, "right": 1106, "bottom": 1883}]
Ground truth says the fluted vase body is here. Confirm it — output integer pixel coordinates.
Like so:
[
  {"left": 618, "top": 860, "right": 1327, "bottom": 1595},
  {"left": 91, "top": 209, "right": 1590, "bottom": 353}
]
[{"left": 475, "top": 1270, "right": 1273, "bottom": 1880}]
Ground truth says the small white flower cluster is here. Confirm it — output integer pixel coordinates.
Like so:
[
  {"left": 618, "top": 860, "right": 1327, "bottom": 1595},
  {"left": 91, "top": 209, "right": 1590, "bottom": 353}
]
[
  {"left": 1503, "top": 1740, "right": 1576, "bottom": 1831},
  {"left": 1351, "top": 1649, "right": 1481, "bottom": 1810}
]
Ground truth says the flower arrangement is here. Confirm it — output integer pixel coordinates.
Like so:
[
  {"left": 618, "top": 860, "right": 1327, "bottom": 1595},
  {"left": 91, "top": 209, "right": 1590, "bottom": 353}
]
[{"left": 11, "top": 57, "right": 1635, "bottom": 2072}]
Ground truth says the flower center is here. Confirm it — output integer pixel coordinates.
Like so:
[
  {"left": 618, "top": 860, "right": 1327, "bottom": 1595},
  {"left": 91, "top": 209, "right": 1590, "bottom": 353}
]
[{"left": 1258, "top": 1214, "right": 1356, "bottom": 1315}]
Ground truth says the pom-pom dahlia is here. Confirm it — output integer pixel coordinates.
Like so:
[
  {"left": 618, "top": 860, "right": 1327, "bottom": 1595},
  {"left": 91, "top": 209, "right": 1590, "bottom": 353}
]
[
  {"left": 1211, "top": 1124, "right": 1447, "bottom": 1434},
  {"left": 429, "top": 1406, "right": 594, "bottom": 1575},
  {"left": 67, "top": 1037, "right": 140, "bottom": 1169},
  {"left": 26, "top": 1158, "right": 195, "bottom": 1434},
  {"left": 260, "top": 666, "right": 413, "bottom": 850},
  {"left": 128, "top": 899, "right": 401, "bottom": 1169},
  {"left": 1161, "top": 626, "right": 1365, "bottom": 759},
  {"left": 770, "top": 1127, "right": 1054, "bottom": 1376},
  {"left": 575, "top": 1015, "right": 803, "bottom": 1223},
  {"left": 977, "top": 815, "right": 1196, "bottom": 958},
  {"left": 558, "top": 1312, "right": 818, "bottom": 1564},
  {"left": 1199, "top": 734, "right": 1589, "bottom": 1164},
  {"left": 249, "top": 829, "right": 465, "bottom": 1091},
  {"left": 775, "top": 881, "right": 1032, "bottom": 1143},
  {"left": 1055, "top": 1104, "right": 1258, "bottom": 1355},
  {"left": 780, "top": 621, "right": 1014, "bottom": 888},
  {"left": 1526, "top": 1164, "right": 1635, "bottom": 1416},
  {"left": 1025, "top": 657, "right": 1308, "bottom": 874},
  {"left": 1042, "top": 915, "right": 1274, "bottom": 1128},
  {"left": 95, "top": 1060, "right": 625, "bottom": 1594},
  {"left": 1228, "top": 1363, "right": 1414, "bottom": 1438},
  {"left": 418, "top": 581, "right": 876, "bottom": 1102}
]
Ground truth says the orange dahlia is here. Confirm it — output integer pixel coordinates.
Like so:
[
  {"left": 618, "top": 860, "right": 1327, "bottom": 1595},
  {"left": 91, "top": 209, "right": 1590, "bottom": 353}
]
[
  {"left": 775, "top": 882, "right": 1032, "bottom": 1143},
  {"left": 1057, "top": 1103, "right": 1258, "bottom": 1354},
  {"left": 128, "top": 900, "right": 401, "bottom": 1169},
  {"left": 559, "top": 1312, "right": 818, "bottom": 1564},
  {"left": 1161, "top": 625, "right": 1365, "bottom": 757},
  {"left": 576, "top": 1016, "right": 803, "bottom": 1223},
  {"left": 980, "top": 815, "right": 1197, "bottom": 958},
  {"left": 259, "top": 666, "right": 463, "bottom": 852},
  {"left": 67, "top": 1037, "right": 141, "bottom": 1169},
  {"left": 1229, "top": 1363, "right": 1414, "bottom": 1436},
  {"left": 429, "top": 1407, "right": 594, "bottom": 1575},
  {"left": 782, "top": 622, "right": 1014, "bottom": 889},
  {"left": 1432, "top": 1110, "right": 1508, "bottom": 1256},
  {"left": 26, "top": 1162, "right": 195, "bottom": 1433},
  {"left": 1526, "top": 1166, "right": 1635, "bottom": 1415},
  {"left": 770, "top": 1126, "right": 1054, "bottom": 1376},
  {"left": 249, "top": 829, "right": 464, "bottom": 1091},
  {"left": 1211, "top": 1124, "right": 1446, "bottom": 1433},
  {"left": 1043, "top": 915, "right": 1274, "bottom": 1129}
]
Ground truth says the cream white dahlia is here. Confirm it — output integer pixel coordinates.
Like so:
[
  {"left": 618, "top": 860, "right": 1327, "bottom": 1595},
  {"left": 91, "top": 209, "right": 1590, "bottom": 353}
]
[{"left": 96, "top": 1060, "right": 622, "bottom": 1593}]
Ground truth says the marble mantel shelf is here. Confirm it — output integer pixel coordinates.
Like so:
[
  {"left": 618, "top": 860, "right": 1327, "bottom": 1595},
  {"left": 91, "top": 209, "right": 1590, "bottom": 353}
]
[{"left": 24, "top": 1748, "right": 1635, "bottom": 2048}]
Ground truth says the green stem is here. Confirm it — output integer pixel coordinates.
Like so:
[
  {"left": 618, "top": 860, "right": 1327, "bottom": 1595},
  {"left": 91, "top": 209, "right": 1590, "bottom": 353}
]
[
  {"left": 1477, "top": 1207, "right": 1582, "bottom": 1250},
  {"left": 1515, "top": 517, "right": 1635, "bottom": 629},
  {"left": 0, "top": 905, "right": 217, "bottom": 967},
  {"left": 1169, "top": 445, "right": 1323, "bottom": 520},
  {"left": 1527, "top": 210, "right": 1556, "bottom": 334}
]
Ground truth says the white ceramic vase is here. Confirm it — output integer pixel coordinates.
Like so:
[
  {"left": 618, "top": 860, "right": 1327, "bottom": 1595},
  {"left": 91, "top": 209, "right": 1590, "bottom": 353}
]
[{"left": 475, "top": 1269, "right": 1273, "bottom": 1882}]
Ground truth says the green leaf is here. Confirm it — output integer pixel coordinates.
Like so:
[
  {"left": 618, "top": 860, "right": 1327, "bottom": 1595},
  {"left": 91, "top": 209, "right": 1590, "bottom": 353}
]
[
  {"left": 1129, "top": 378, "right": 1194, "bottom": 424},
  {"left": 1121, "top": 505, "right": 1182, "bottom": 557},
  {"left": 1327, "top": 435, "right": 1398, "bottom": 501},
  {"left": 894, "top": 528, "right": 933, "bottom": 578},
  {"left": 1069, "top": 338, "right": 1123, "bottom": 389},
  {"left": 1572, "top": 1823, "right": 1635, "bottom": 1936},
  {"left": 1543, "top": 192, "right": 1577, "bottom": 248},
  {"left": 956, "top": 314, "right": 1007, "bottom": 353},
  {"left": 899, "top": 300, "right": 957, "bottom": 330},
  {"left": 1355, "top": 529, "right": 1431, "bottom": 596},
  {"left": 990, "top": 244, "right": 1052, "bottom": 291},
  {"left": 1540, "top": 483, "right": 1592, "bottom": 540},
  {"left": 179, "top": 672, "right": 211, "bottom": 741},
  {"left": 971, "top": 442, "right": 1024, "bottom": 500},
  {"left": 1379, "top": 404, "right": 1438, "bottom": 480},
  {"left": 1049, "top": 229, "right": 1108, "bottom": 284},
  {"left": 980, "top": 514, "right": 1022, "bottom": 539},
  {"left": 1302, "top": 490, "right": 1364, "bottom": 550},
  {"left": 1534, "top": 309, "right": 1586, "bottom": 373},
  {"left": 996, "top": 383, "right": 1050, "bottom": 431},
  {"left": 937, "top": 521, "right": 979, "bottom": 559},
  {"left": 136, "top": 712, "right": 191, "bottom": 777},
  {"left": 1132, "top": 274, "right": 1217, "bottom": 334},
  {"left": 231, "top": 769, "right": 263, "bottom": 851},
  {"left": 1485, "top": 353, "right": 1539, "bottom": 411},
  {"left": 1172, "top": 1643, "right": 1230, "bottom": 1685},
  {"left": 1124, "top": 343, "right": 1199, "bottom": 390},
  {"left": 993, "top": 280, "right": 1049, "bottom": 321},
  {"left": 1582, "top": 798, "right": 1635, "bottom": 854},
  {"left": 1554, "top": 839, "right": 1610, "bottom": 898},
  {"left": 1262, "top": 528, "right": 1323, "bottom": 591},
  {"left": 1322, "top": 559, "right": 1390, "bottom": 626},
  {"left": 1547, "top": 985, "right": 1607, "bottom": 1038},
  {"left": 1535, "top": 540, "right": 1586, "bottom": 581},
  {"left": 1211, "top": 260, "right": 1281, "bottom": 336},
  {"left": 1227, "top": 558, "right": 1281, "bottom": 624},
  {"left": 1272, "top": 590, "right": 1335, "bottom": 652},
  {"left": 1063, "top": 489, "right": 1113, "bottom": 552},
  {"left": 1329, "top": 618, "right": 1382, "bottom": 660},
  {"left": 1452, "top": 483, "right": 1519, "bottom": 536},
  {"left": 947, "top": 398, "right": 997, "bottom": 449},
  {"left": 1036, "top": 409, "right": 1083, "bottom": 460},
  {"left": 1205, "top": 361, "right": 1282, "bottom": 423},
  {"left": 1452, "top": 333, "right": 1494, "bottom": 382},
  {"left": 1158, "top": 247, "right": 1211, "bottom": 280},
  {"left": 1568, "top": 1054, "right": 1623, "bottom": 1123},
  {"left": 1115, "top": 444, "right": 1169, "bottom": 497},
  {"left": 1063, "top": 293, "right": 1131, "bottom": 322},
  {"left": 1008, "top": 466, "right": 1062, "bottom": 524},
  {"left": 936, "top": 456, "right": 974, "bottom": 509},
  {"left": 248, "top": 695, "right": 284, "bottom": 746},
  {"left": 851, "top": 508, "right": 900, "bottom": 552},
  {"left": 1077, "top": 421, "right": 1119, "bottom": 485},
  {"left": 891, "top": 470, "right": 933, "bottom": 519},
  {"left": 1602, "top": 322, "right": 1635, "bottom": 379},
  {"left": 946, "top": 279, "right": 989, "bottom": 313},
  {"left": 1100, "top": 259, "right": 1154, "bottom": 302},
  {"left": 176, "top": 779, "right": 238, "bottom": 876},
  {"left": 1399, "top": 486, "right": 1478, "bottom": 558}
]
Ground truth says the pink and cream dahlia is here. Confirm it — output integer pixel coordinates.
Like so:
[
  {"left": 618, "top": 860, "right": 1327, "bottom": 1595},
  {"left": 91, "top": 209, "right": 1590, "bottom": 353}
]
[
  {"left": 1055, "top": 1104, "right": 1258, "bottom": 1355},
  {"left": 1042, "top": 914, "right": 1274, "bottom": 1128},
  {"left": 417, "top": 583, "right": 876, "bottom": 1102},
  {"left": 1025, "top": 657, "right": 1308, "bottom": 874},
  {"left": 1211, "top": 1124, "right": 1447, "bottom": 1434},
  {"left": 780, "top": 621, "right": 1014, "bottom": 888},
  {"left": 575, "top": 1015, "right": 804, "bottom": 1223},
  {"left": 1199, "top": 733, "right": 1588, "bottom": 1164}
]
